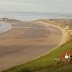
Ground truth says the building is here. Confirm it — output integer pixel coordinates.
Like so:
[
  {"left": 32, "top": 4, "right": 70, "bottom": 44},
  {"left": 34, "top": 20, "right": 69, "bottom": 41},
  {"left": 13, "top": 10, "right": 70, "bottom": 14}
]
[{"left": 55, "top": 49, "right": 72, "bottom": 64}]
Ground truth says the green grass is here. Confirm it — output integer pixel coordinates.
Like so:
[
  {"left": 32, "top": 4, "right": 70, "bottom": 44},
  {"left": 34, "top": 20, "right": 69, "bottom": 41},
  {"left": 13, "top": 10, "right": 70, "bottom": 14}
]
[{"left": 3, "top": 40, "right": 72, "bottom": 72}]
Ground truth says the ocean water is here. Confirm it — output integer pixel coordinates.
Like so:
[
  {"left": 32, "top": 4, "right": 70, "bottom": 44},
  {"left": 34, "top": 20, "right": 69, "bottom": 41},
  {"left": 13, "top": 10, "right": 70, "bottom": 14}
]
[{"left": 0, "top": 12, "right": 72, "bottom": 21}]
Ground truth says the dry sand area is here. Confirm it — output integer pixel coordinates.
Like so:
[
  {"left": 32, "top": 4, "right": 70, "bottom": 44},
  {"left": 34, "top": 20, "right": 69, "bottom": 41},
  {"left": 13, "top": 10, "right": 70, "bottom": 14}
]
[{"left": 0, "top": 20, "right": 66, "bottom": 71}]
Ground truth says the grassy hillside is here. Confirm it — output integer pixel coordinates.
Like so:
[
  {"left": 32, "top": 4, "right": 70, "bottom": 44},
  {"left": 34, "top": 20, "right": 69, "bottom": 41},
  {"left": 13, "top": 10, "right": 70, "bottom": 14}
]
[{"left": 3, "top": 41, "right": 72, "bottom": 72}]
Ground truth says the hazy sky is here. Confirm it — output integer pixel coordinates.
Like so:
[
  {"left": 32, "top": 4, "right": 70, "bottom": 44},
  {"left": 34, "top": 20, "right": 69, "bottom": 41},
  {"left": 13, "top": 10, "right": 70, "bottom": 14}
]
[{"left": 0, "top": 0, "right": 72, "bottom": 14}]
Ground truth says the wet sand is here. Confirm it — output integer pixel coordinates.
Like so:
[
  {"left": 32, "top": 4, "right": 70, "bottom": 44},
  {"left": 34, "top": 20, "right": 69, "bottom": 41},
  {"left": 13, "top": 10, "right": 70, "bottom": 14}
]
[{"left": 0, "top": 21, "right": 63, "bottom": 71}]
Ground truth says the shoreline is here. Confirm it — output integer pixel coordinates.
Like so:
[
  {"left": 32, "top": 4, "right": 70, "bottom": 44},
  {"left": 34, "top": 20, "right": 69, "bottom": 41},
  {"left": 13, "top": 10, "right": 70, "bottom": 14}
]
[
  {"left": 20, "top": 21, "right": 69, "bottom": 64},
  {"left": 36, "top": 21, "right": 69, "bottom": 45}
]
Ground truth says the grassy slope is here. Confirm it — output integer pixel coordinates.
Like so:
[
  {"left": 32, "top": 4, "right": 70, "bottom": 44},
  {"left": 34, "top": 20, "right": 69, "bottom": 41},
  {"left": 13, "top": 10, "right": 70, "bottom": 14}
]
[{"left": 3, "top": 41, "right": 72, "bottom": 72}]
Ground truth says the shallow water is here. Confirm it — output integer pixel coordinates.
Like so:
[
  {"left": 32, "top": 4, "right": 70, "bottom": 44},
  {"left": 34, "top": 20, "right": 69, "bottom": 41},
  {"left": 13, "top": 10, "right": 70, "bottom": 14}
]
[{"left": 0, "top": 22, "right": 12, "bottom": 33}]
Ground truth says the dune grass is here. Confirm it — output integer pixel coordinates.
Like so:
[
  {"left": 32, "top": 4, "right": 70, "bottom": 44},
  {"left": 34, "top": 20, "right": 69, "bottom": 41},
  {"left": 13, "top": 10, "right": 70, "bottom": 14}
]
[{"left": 3, "top": 40, "right": 72, "bottom": 72}]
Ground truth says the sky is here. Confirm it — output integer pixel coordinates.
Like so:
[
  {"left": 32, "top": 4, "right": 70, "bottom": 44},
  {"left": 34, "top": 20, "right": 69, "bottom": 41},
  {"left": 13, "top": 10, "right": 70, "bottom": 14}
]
[{"left": 0, "top": 0, "right": 72, "bottom": 14}]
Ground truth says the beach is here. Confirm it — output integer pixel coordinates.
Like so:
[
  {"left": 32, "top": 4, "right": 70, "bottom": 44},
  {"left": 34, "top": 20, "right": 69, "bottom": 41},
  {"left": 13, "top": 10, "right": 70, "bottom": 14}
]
[{"left": 0, "top": 19, "right": 68, "bottom": 71}]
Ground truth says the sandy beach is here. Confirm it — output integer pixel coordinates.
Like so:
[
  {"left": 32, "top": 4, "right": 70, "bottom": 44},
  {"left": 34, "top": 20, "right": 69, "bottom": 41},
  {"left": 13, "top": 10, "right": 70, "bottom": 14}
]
[{"left": 0, "top": 20, "right": 68, "bottom": 71}]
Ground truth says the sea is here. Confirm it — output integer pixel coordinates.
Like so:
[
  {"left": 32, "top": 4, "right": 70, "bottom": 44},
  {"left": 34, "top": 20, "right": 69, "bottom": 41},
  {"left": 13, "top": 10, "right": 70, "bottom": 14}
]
[{"left": 0, "top": 12, "right": 72, "bottom": 21}]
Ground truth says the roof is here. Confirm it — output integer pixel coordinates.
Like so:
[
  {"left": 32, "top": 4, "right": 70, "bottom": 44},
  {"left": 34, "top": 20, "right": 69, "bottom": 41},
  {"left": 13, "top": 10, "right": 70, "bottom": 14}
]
[{"left": 59, "top": 49, "right": 72, "bottom": 59}]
